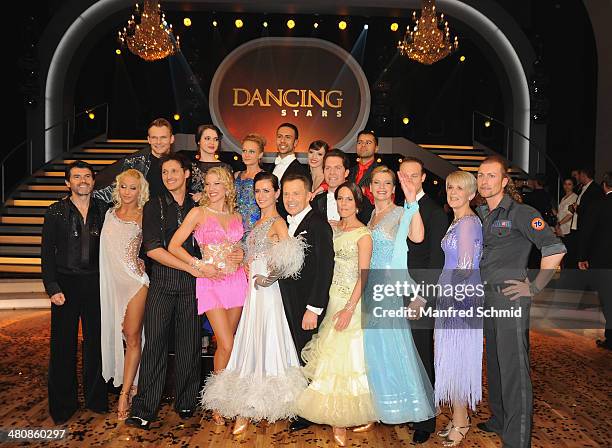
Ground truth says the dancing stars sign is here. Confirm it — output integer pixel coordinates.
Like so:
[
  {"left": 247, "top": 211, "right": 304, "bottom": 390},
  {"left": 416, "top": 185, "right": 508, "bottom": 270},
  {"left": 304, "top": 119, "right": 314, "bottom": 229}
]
[{"left": 209, "top": 37, "right": 371, "bottom": 153}]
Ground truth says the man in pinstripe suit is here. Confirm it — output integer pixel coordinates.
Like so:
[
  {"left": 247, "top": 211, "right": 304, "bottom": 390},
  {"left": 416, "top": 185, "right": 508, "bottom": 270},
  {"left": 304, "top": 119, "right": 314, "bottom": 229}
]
[{"left": 126, "top": 153, "right": 204, "bottom": 429}]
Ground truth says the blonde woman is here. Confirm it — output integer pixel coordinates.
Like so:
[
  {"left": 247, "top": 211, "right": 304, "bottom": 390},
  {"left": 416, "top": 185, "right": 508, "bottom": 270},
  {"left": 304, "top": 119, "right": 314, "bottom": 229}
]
[
  {"left": 99, "top": 169, "right": 150, "bottom": 420},
  {"left": 234, "top": 134, "right": 265, "bottom": 233},
  {"left": 169, "top": 166, "right": 247, "bottom": 426}
]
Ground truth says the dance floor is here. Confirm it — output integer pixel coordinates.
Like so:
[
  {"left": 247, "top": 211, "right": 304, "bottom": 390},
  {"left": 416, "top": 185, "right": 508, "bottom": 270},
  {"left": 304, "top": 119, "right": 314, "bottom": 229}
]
[{"left": 0, "top": 309, "right": 609, "bottom": 447}]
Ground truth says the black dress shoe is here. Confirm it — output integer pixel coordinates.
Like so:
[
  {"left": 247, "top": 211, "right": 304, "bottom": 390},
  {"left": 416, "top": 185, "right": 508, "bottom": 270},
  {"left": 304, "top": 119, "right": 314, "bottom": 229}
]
[
  {"left": 178, "top": 409, "right": 194, "bottom": 419},
  {"left": 476, "top": 421, "right": 498, "bottom": 433},
  {"left": 596, "top": 339, "right": 612, "bottom": 350},
  {"left": 289, "top": 417, "right": 313, "bottom": 432},
  {"left": 412, "top": 429, "right": 431, "bottom": 444},
  {"left": 125, "top": 416, "right": 150, "bottom": 430}
]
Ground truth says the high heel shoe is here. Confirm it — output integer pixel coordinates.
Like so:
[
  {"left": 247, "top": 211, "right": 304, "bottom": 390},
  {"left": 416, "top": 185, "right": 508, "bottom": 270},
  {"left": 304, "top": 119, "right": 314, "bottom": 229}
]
[
  {"left": 352, "top": 422, "right": 375, "bottom": 433},
  {"left": 442, "top": 417, "right": 471, "bottom": 447},
  {"left": 437, "top": 419, "right": 454, "bottom": 437},
  {"left": 333, "top": 427, "right": 347, "bottom": 447},
  {"left": 211, "top": 411, "right": 225, "bottom": 426},
  {"left": 117, "top": 391, "right": 130, "bottom": 421},
  {"left": 232, "top": 417, "right": 249, "bottom": 435}
]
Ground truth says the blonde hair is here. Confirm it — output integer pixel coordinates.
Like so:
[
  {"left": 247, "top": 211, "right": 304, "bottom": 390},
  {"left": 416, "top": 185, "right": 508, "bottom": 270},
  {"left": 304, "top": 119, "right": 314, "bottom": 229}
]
[
  {"left": 446, "top": 170, "right": 477, "bottom": 196},
  {"left": 370, "top": 165, "right": 397, "bottom": 185},
  {"left": 112, "top": 169, "right": 150, "bottom": 209},
  {"left": 200, "top": 166, "right": 236, "bottom": 213},
  {"left": 241, "top": 133, "right": 266, "bottom": 152},
  {"left": 480, "top": 155, "right": 523, "bottom": 203}
]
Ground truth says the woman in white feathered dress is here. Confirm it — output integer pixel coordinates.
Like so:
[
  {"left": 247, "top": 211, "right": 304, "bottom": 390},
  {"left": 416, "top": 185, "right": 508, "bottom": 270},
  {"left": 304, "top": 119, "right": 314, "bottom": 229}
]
[{"left": 200, "top": 171, "right": 308, "bottom": 434}]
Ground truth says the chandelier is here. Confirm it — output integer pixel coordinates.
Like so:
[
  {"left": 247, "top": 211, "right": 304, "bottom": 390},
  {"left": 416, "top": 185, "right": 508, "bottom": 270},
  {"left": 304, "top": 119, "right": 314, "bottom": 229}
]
[
  {"left": 398, "top": 0, "right": 458, "bottom": 65},
  {"left": 118, "top": 1, "right": 180, "bottom": 61}
]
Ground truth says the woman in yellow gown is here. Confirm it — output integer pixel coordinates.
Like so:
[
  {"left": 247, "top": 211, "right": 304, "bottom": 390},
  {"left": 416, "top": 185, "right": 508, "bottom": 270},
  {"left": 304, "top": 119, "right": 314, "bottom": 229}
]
[{"left": 296, "top": 182, "right": 376, "bottom": 446}]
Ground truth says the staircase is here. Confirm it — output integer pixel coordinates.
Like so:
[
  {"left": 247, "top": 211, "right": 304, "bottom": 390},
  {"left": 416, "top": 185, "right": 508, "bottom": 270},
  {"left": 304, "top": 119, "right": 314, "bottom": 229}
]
[{"left": 0, "top": 138, "right": 147, "bottom": 277}]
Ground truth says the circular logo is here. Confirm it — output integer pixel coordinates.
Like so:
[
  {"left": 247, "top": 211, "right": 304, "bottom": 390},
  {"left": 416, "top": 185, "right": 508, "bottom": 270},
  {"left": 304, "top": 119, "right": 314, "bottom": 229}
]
[
  {"left": 209, "top": 37, "right": 371, "bottom": 153},
  {"left": 531, "top": 217, "right": 545, "bottom": 230}
]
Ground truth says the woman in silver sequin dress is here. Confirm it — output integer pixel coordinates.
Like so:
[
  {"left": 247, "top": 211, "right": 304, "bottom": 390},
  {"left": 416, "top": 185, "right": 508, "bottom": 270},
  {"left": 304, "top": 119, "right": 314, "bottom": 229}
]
[{"left": 99, "top": 169, "right": 150, "bottom": 420}]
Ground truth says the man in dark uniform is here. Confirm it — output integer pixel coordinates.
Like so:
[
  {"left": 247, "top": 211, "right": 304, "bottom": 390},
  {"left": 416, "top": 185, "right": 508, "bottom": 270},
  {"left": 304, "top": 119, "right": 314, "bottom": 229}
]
[
  {"left": 348, "top": 129, "right": 380, "bottom": 205},
  {"left": 476, "top": 156, "right": 566, "bottom": 448}
]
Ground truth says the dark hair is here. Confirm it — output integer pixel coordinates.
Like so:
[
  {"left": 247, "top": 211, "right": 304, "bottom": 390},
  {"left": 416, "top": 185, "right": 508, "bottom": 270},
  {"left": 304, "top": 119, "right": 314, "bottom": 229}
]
[
  {"left": 603, "top": 171, "right": 612, "bottom": 189},
  {"left": 195, "top": 124, "right": 223, "bottom": 146},
  {"left": 400, "top": 156, "right": 425, "bottom": 174},
  {"left": 357, "top": 129, "right": 378, "bottom": 146},
  {"left": 579, "top": 167, "right": 595, "bottom": 180},
  {"left": 323, "top": 148, "right": 350, "bottom": 170},
  {"left": 65, "top": 160, "right": 95, "bottom": 180},
  {"left": 148, "top": 118, "right": 173, "bottom": 134},
  {"left": 334, "top": 181, "right": 364, "bottom": 213},
  {"left": 281, "top": 172, "right": 312, "bottom": 192},
  {"left": 277, "top": 122, "right": 299, "bottom": 140},
  {"left": 160, "top": 152, "right": 190, "bottom": 171},
  {"left": 563, "top": 176, "right": 576, "bottom": 186},
  {"left": 308, "top": 140, "right": 330, "bottom": 152},
  {"left": 254, "top": 171, "right": 279, "bottom": 191}
]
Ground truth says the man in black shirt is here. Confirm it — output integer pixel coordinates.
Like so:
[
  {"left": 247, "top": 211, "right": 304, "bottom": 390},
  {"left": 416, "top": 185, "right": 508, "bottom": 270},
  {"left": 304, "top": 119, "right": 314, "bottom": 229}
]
[{"left": 41, "top": 160, "right": 109, "bottom": 424}]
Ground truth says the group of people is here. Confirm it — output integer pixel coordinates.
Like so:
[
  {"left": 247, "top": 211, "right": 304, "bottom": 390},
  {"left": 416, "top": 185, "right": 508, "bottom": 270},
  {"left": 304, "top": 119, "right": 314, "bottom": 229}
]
[{"left": 42, "top": 118, "right": 569, "bottom": 448}]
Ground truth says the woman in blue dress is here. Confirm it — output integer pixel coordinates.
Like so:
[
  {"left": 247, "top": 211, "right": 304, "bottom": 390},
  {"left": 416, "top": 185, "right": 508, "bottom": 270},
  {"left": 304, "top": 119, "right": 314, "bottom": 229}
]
[
  {"left": 363, "top": 166, "right": 436, "bottom": 426},
  {"left": 234, "top": 133, "right": 264, "bottom": 235}
]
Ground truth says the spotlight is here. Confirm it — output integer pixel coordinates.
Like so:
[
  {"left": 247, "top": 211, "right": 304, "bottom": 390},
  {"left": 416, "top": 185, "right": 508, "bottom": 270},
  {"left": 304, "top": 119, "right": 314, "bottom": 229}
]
[
  {"left": 390, "top": 22, "right": 399, "bottom": 32},
  {"left": 233, "top": 155, "right": 239, "bottom": 161},
  {"left": 263, "top": 21, "right": 268, "bottom": 28},
  {"left": 88, "top": 112, "right": 95, "bottom": 120},
  {"left": 376, "top": 158, "right": 382, "bottom": 163},
  {"left": 433, "top": 180, "right": 438, "bottom": 185},
  {"left": 235, "top": 19, "right": 243, "bottom": 29},
  {"left": 402, "top": 117, "right": 410, "bottom": 125},
  {"left": 459, "top": 55, "right": 466, "bottom": 62},
  {"left": 313, "top": 22, "right": 319, "bottom": 29},
  {"left": 212, "top": 20, "right": 218, "bottom": 27},
  {"left": 338, "top": 20, "right": 347, "bottom": 30},
  {"left": 398, "top": 158, "right": 403, "bottom": 163},
  {"left": 484, "top": 120, "right": 491, "bottom": 128},
  {"left": 287, "top": 19, "right": 295, "bottom": 29},
  {"left": 115, "top": 49, "right": 121, "bottom": 55},
  {"left": 364, "top": 24, "right": 369, "bottom": 30},
  {"left": 173, "top": 114, "right": 181, "bottom": 121},
  {"left": 183, "top": 18, "right": 192, "bottom": 27}
]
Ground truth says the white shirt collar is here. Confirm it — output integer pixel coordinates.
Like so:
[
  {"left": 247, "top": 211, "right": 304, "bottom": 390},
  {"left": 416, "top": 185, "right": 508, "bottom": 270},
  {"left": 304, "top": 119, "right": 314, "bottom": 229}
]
[
  {"left": 287, "top": 205, "right": 312, "bottom": 235},
  {"left": 274, "top": 153, "right": 296, "bottom": 166},
  {"left": 416, "top": 189, "right": 425, "bottom": 201}
]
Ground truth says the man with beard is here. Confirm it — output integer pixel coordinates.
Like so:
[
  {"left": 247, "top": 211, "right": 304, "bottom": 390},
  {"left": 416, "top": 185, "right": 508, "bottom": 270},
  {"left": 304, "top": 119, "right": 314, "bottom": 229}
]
[{"left": 348, "top": 130, "right": 381, "bottom": 205}]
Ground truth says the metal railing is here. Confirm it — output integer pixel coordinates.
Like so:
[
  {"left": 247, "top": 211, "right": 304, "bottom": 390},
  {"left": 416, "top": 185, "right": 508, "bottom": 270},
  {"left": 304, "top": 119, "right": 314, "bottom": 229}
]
[{"left": 1, "top": 103, "right": 109, "bottom": 204}]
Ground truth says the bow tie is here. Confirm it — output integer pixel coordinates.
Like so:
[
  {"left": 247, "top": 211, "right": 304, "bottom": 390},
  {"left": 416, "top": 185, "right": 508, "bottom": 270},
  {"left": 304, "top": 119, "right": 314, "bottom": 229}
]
[{"left": 274, "top": 156, "right": 283, "bottom": 165}]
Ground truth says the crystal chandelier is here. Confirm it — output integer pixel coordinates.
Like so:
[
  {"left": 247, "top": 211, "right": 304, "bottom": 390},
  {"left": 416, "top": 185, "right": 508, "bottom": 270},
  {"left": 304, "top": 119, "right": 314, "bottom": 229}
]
[
  {"left": 118, "top": 1, "right": 180, "bottom": 61},
  {"left": 398, "top": 0, "right": 458, "bottom": 65}
]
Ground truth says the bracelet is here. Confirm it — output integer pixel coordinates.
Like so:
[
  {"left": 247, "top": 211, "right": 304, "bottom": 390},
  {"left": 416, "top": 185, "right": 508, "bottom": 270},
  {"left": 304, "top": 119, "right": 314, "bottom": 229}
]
[{"left": 191, "top": 257, "right": 202, "bottom": 270}]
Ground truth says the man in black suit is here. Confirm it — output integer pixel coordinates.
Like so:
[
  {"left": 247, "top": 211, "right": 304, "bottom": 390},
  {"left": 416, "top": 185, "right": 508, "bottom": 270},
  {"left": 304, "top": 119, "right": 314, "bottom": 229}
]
[
  {"left": 578, "top": 171, "right": 612, "bottom": 349},
  {"left": 312, "top": 149, "right": 373, "bottom": 225},
  {"left": 269, "top": 123, "right": 311, "bottom": 219},
  {"left": 401, "top": 157, "right": 449, "bottom": 444},
  {"left": 277, "top": 173, "right": 334, "bottom": 431},
  {"left": 348, "top": 129, "right": 380, "bottom": 205}
]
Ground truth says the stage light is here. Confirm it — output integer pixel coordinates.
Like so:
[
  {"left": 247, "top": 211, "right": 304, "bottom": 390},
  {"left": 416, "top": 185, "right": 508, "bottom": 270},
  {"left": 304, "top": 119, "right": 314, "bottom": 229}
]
[
  {"left": 88, "top": 112, "right": 95, "bottom": 120},
  {"left": 183, "top": 18, "right": 192, "bottom": 27},
  {"left": 390, "top": 22, "right": 399, "bottom": 32},
  {"left": 376, "top": 158, "right": 382, "bottom": 163},
  {"left": 364, "top": 24, "right": 369, "bottom": 30},
  {"left": 115, "top": 49, "right": 121, "bottom": 55},
  {"left": 433, "top": 180, "right": 438, "bottom": 185},
  {"left": 173, "top": 114, "right": 181, "bottom": 121},
  {"left": 459, "top": 55, "right": 466, "bottom": 62},
  {"left": 402, "top": 117, "right": 410, "bottom": 125},
  {"left": 235, "top": 19, "right": 244, "bottom": 29},
  {"left": 484, "top": 120, "right": 491, "bottom": 128},
  {"left": 313, "top": 22, "right": 319, "bottom": 29},
  {"left": 287, "top": 19, "right": 295, "bottom": 29},
  {"left": 233, "top": 155, "right": 239, "bottom": 161},
  {"left": 263, "top": 21, "right": 268, "bottom": 28},
  {"left": 398, "top": 158, "right": 403, "bottom": 163},
  {"left": 212, "top": 20, "right": 218, "bottom": 27},
  {"left": 338, "top": 20, "right": 347, "bottom": 30}
]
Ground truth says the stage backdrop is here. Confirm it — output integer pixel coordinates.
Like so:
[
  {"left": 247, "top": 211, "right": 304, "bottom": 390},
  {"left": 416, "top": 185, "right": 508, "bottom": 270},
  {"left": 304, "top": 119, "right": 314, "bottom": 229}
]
[{"left": 209, "top": 37, "right": 371, "bottom": 153}]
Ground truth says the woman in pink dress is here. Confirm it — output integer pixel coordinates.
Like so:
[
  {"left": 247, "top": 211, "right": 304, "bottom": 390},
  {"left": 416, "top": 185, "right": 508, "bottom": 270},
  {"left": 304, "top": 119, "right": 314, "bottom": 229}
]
[{"left": 169, "top": 166, "right": 248, "bottom": 425}]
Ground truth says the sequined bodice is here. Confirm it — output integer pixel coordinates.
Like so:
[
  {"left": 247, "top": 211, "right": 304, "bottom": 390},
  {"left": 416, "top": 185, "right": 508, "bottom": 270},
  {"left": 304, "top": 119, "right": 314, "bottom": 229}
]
[
  {"left": 441, "top": 215, "right": 483, "bottom": 270},
  {"left": 368, "top": 206, "right": 403, "bottom": 269},
  {"left": 105, "top": 209, "right": 145, "bottom": 277},
  {"left": 235, "top": 175, "right": 260, "bottom": 234},
  {"left": 245, "top": 216, "right": 279, "bottom": 264},
  {"left": 193, "top": 214, "right": 244, "bottom": 273},
  {"left": 331, "top": 227, "right": 371, "bottom": 292}
]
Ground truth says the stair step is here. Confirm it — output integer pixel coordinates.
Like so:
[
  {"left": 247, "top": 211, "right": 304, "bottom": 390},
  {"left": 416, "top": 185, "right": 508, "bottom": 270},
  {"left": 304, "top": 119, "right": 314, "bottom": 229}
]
[
  {"left": 12, "top": 191, "right": 69, "bottom": 200},
  {"left": 0, "top": 246, "right": 41, "bottom": 256},
  {"left": 60, "top": 159, "right": 117, "bottom": 165},
  {"left": 0, "top": 217, "right": 44, "bottom": 225},
  {"left": 0, "top": 264, "right": 41, "bottom": 273},
  {"left": 0, "top": 236, "right": 42, "bottom": 244},
  {"left": 19, "top": 185, "right": 69, "bottom": 192},
  {"left": 4, "top": 199, "right": 57, "bottom": 207},
  {"left": 420, "top": 144, "right": 475, "bottom": 150},
  {"left": 71, "top": 152, "right": 126, "bottom": 159},
  {"left": 27, "top": 178, "right": 68, "bottom": 185},
  {"left": 0, "top": 226, "right": 42, "bottom": 235},
  {"left": 2, "top": 208, "right": 47, "bottom": 216},
  {"left": 437, "top": 154, "right": 486, "bottom": 161},
  {"left": 0, "top": 257, "right": 41, "bottom": 265},
  {"left": 82, "top": 148, "right": 140, "bottom": 154}
]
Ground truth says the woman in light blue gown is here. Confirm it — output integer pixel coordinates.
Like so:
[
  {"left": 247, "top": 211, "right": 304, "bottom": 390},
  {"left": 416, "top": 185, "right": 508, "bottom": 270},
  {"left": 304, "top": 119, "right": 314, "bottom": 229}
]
[{"left": 363, "top": 166, "right": 436, "bottom": 425}]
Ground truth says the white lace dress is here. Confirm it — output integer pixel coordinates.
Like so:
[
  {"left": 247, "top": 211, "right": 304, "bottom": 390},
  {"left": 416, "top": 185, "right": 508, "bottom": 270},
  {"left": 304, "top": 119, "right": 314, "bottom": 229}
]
[
  {"left": 200, "top": 216, "right": 308, "bottom": 422},
  {"left": 99, "top": 209, "right": 149, "bottom": 388}
]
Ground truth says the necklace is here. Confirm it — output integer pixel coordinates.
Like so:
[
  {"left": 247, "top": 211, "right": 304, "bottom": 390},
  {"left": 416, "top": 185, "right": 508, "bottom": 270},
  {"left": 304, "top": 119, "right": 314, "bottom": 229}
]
[
  {"left": 374, "top": 201, "right": 393, "bottom": 216},
  {"left": 206, "top": 206, "right": 229, "bottom": 215}
]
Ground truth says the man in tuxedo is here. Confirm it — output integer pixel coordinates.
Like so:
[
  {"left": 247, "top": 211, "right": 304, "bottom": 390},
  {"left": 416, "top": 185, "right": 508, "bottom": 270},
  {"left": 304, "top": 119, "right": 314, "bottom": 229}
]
[
  {"left": 401, "top": 157, "right": 449, "bottom": 444},
  {"left": 578, "top": 171, "right": 612, "bottom": 350},
  {"left": 268, "top": 123, "right": 311, "bottom": 219},
  {"left": 311, "top": 148, "right": 373, "bottom": 225},
  {"left": 277, "top": 173, "right": 334, "bottom": 431},
  {"left": 348, "top": 129, "right": 380, "bottom": 204}
]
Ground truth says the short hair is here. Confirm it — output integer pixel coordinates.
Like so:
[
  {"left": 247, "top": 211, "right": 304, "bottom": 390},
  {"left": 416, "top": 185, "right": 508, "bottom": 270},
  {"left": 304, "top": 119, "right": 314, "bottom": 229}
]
[
  {"left": 281, "top": 172, "right": 312, "bottom": 192},
  {"left": 323, "top": 148, "right": 350, "bottom": 170},
  {"left": 241, "top": 133, "right": 266, "bottom": 152},
  {"left": 370, "top": 165, "right": 397, "bottom": 186},
  {"left": 603, "top": 171, "right": 612, "bottom": 189},
  {"left": 334, "top": 181, "right": 364, "bottom": 213},
  {"left": 254, "top": 171, "right": 279, "bottom": 191},
  {"left": 195, "top": 124, "right": 223, "bottom": 146},
  {"left": 148, "top": 118, "right": 173, "bottom": 134},
  {"left": 308, "top": 140, "right": 330, "bottom": 152},
  {"left": 446, "top": 170, "right": 477, "bottom": 196},
  {"left": 357, "top": 129, "right": 378, "bottom": 146},
  {"left": 400, "top": 156, "right": 425, "bottom": 174},
  {"left": 579, "top": 167, "right": 595, "bottom": 180},
  {"left": 160, "top": 152, "right": 190, "bottom": 171},
  {"left": 200, "top": 166, "right": 236, "bottom": 212},
  {"left": 277, "top": 122, "right": 299, "bottom": 140},
  {"left": 112, "top": 169, "right": 150, "bottom": 209},
  {"left": 65, "top": 160, "right": 95, "bottom": 180}
]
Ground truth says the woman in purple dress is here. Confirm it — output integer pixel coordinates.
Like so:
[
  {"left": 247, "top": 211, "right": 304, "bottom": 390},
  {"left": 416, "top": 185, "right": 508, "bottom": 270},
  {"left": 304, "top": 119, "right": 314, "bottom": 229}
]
[{"left": 435, "top": 170, "right": 483, "bottom": 447}]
